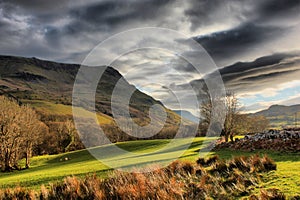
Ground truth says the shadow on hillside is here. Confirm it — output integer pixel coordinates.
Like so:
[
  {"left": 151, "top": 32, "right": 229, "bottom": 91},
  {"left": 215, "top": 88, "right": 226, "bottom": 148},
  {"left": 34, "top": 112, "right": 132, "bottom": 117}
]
[
  {"left": 45, "top": 139, "right": 209, "bottom": 168},
  {"left": 115, "top": 140, "right": 171, "bottom": 152},
  {"left": 46, "top": 149, "right": 95, "bottom": 164}
]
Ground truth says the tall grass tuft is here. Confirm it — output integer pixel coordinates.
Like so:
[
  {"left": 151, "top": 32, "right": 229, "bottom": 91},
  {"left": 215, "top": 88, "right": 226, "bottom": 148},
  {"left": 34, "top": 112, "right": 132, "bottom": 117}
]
[
  {"left": 0, "top": 154, "right": 279, "bottom": 199},
  {"left": 196, "top": 155, "right": 219, "bottom": 167},
  {"left": 250, "top": 188, "right": 286, "bottom": 200}
]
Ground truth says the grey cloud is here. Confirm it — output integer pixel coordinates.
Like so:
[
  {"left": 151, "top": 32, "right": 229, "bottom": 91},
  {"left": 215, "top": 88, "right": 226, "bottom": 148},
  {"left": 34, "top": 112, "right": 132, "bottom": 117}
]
[
  {"left": 189, "top": 52, "right": 300, "bottom": 95},
  {"left": 240, "top": 69, "right": 299, "bottom": 82},
  {"left": 185, "top": 0, "right": 300, "bottom": 31},
  {"left": 185, "top": 0, "right": 300, "bottom": 65},
  {"left": 0, "top": 0, "right": 177, "bottom": 61},
  {"left": 66, "top": 0, "right": 174, "bottom": 33},
  {"left": 184, "top": 0, "right": 252, "bottom": 31},
  {"left": 257, "top": 0, "right": 300, "bottom": 22},
  {"left": 2, "top": 0, "right": 71, "bottom": 13},
  {"left": 172, "top": 62, "right": 198, "bottom": 73},
  {"left": 219, "top": 53, "right": 297, "bottom": 81},
  {"left": 194, "top": 23, "right": 286, "bottom": 65}
]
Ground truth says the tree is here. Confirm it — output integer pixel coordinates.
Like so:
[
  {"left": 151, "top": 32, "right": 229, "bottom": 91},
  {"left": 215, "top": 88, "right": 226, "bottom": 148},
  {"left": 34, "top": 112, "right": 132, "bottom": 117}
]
[
  {"left": 0, "top": 96, "right": 22, "bottom": 171},
  {"left": 20, "top": 105, "right": 48, "bottom": 168},
  {"left": 0, "top": 96, "right": 45, "bottom": 171},
  {"left": 223, "top": 92, "right": 239, "bottom": 142},
  {"left": 200, "top": 92, "right": 270, "bottom": 142},
  {"left": 231, "top": 114, "right": 250, "bottom": 135},
  {"left": 64, "top": 119, "right": 82, "bottom": 152},
  {"left": 245, "top": 115, "right": 269, "bottom": 134},
  {"left": 200, "top": 92, "right": 239, "bottom": 142}
]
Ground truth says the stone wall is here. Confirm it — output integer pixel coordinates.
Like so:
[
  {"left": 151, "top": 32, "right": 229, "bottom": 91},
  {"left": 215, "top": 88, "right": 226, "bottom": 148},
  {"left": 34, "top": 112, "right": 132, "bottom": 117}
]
[{"left": 214, "top": 129, "right": 300, "bottom": 152}]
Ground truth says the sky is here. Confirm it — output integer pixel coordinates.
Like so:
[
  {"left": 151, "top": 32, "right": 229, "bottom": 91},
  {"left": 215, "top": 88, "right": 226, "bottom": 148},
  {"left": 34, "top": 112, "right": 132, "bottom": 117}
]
[{"left": 0, "top": 0, "right": 300, "bottom": 114}]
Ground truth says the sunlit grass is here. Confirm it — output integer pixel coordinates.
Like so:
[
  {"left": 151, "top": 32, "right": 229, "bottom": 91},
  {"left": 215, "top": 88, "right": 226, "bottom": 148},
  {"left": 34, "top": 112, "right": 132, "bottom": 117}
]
[
  {"left": 0, "top": 137, "right": 211, "bottom": 189},
  {"left": 0, "top": 137, "right": 299, "bottom": 198},
  {"left": 22, "top": 100, "right": 113, "bottom": 124}
]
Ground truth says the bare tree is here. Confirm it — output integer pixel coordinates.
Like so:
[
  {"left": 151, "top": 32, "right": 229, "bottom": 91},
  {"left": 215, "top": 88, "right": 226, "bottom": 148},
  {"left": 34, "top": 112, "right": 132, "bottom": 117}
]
[
  {"left": 20, "top": 105, "right": 47, "bottom": 168},
  {"left": 0, "top": 96, "right": 45, "bottom": 171},
  {"left": 223, "top": 92, "right": 239, "bottom": 142},
  {"left": 0, "top": 96, "right": 22, "bottom": 171},
  {"left": 200, "top": 92, "right": 239, "bottom": 142},
  {"left": 64, "top": 119, "right": 77, "bottom": 152}
]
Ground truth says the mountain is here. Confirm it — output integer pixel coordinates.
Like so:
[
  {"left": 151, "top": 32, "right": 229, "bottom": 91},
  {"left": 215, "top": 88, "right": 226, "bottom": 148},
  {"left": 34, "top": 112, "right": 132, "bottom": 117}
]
[
  {"left": 0, "top": 55, "right": 183, "bottom": 129},
  {"left": 173, "top": 110, "right": 200, "bottom": 123},
  {"left": 253, "top": 104, "right": 300, "bottom": 128}
]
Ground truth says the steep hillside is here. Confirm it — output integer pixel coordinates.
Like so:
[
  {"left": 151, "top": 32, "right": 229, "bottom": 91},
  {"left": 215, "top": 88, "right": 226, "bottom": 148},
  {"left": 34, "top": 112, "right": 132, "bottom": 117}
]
[
  {"left": 0, "top": 55, "right": 183, "bottom": 129},
  {"left": 253, "top": 104, "right": 300, "bottom": 128}
]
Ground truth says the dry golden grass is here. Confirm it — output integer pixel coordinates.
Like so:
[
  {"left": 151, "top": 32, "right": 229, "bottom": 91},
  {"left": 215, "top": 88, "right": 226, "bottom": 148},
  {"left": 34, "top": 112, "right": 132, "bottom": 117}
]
[{"left": 0, "top": 154, "right": 286, "bottom": 200}]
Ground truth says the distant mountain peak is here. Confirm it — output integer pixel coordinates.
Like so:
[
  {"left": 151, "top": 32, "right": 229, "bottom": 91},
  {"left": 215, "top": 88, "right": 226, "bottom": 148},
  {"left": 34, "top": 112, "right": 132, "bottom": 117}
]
[{"left": 253, "top": 104, "right": 300, "bottom": 128}]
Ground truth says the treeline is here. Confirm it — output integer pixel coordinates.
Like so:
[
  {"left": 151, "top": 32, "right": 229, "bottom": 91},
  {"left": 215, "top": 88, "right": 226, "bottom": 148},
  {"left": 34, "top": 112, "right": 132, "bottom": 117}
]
[{"left": 0, "top": 96, "right": 87, "bottom": 171}]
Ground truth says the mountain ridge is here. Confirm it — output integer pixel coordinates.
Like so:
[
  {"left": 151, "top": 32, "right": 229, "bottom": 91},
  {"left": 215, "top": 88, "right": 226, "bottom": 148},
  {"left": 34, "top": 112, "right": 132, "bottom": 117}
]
[
  {"left": 173, "top": 110, "right": 200, "bottom": 123},
  {"left": 252, "top": 104, "right": 300, "bottom": 128},
  {"left": 0, "top": 55, "right": 182, "bottom": 128}
]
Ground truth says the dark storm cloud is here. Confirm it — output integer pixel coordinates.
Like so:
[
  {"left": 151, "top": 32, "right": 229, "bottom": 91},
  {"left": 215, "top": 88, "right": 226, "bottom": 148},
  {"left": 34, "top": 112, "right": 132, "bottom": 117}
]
[
  {"left": 219, "top": 53, "right": 296, "bottom": 81},
  {"left": 1, "top": 0, "right": 174, "bottom": 30},
  {"left": 64, "top": 0, "right": 174, "bottom": 34},
  {"left": 0, "top": 0, "right": 176, "bottom": 61},
  {"left": 258, "top": 0, "right": 300, "bottom": 21},
  {"left": 188, "top": 52, "right": 300, "bottom": 95},
  {"left": 185, "top": 0, "right": 300, "bottom": 30},
  {"left": 2, "top": 0, "right": 70, "bottom": 13},
  {"left": 194, "top": 23, "right": 285, "bottom": 63},
  {"left": 1, "top": 0, "right": 71, "bottom": 25},
  {"left": 185, "top": 0, "right": 300, "bottom": 65}
]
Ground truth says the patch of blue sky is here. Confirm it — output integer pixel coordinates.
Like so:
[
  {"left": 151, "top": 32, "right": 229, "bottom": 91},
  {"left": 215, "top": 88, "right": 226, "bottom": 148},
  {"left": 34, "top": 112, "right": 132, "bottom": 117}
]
[{"left": 240, "top": 85, "right": 300, "bottom": 106}]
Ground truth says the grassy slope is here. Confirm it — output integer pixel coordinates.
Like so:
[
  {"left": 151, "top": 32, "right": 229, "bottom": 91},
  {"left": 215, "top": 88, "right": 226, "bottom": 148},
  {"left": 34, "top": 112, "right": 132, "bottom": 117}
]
[
  {"left": 23, "top": 100, "right": 113, "bottom": 124},
  {"left": 22, "top": 100, "right": 185, "bottom": 126},
  {"left": 0, "top": 138, "right": 299, "bottom": 197}
]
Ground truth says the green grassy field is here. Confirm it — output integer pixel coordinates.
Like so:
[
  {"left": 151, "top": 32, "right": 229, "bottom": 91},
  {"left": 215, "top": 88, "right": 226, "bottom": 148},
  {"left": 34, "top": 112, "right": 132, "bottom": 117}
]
[
  {"left": 0, "top": 137, "right": 299, "bottom": 197},
  {"left": 210, "top": 149, "right": 300, "bottom": 197}
]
